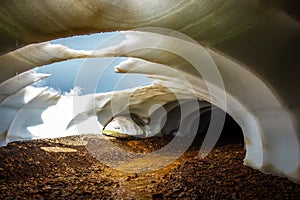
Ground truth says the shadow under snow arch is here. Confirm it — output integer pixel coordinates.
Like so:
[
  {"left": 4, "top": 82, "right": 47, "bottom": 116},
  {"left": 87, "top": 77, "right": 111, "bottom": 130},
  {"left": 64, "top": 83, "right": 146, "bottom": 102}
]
[{"left": 148, "top": 100, "right": 243, "bottom": 145}]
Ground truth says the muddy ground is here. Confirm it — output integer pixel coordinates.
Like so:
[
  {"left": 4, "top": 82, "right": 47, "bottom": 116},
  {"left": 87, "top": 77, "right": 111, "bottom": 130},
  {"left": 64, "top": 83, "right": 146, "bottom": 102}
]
[{"left": 0, "top": 134, "right": 299, "bottom": 199}]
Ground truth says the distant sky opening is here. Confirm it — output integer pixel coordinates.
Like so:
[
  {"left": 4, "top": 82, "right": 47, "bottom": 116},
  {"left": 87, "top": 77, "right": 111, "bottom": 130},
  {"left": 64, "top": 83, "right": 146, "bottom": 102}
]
[{"left": 34, "top": 32, "right": 152, "bottom": 94}]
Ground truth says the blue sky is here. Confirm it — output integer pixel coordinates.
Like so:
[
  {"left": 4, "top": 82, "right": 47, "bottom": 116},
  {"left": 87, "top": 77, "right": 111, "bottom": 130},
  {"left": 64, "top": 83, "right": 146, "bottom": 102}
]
[{"left": 35, "top": 32, "right": 152, "bottom": 94}]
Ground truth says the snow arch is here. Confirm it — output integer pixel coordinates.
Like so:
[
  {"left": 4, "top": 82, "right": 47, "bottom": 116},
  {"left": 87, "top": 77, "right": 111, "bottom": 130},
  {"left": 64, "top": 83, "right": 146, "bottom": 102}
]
[{"left": 0, "top": 0, "right": 299, "bottom": 182}]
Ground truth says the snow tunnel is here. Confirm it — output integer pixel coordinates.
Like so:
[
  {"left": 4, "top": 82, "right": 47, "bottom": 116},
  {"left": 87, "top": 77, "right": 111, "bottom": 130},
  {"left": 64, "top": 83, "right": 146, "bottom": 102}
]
[{"left": 0, "top": 0, "right": 299, "bottom": 184}]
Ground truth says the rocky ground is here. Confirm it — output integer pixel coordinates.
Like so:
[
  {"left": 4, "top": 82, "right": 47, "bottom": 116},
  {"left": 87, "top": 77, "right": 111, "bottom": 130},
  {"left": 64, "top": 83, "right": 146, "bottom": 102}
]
[{"left": 0, "top": 134, "right": 299, "bottom": 199}]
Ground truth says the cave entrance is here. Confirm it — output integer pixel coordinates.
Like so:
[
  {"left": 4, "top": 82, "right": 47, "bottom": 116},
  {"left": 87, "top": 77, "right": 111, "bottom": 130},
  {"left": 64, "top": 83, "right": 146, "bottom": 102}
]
[
  {"left": 102, "top": 100, "right": 244, "bottom": 154},
  {"left": 191, "top": 111, "right": 244, "bottom": 147},
  {"left": 157, "top": 100, "right": 244, "bottom": 149}
]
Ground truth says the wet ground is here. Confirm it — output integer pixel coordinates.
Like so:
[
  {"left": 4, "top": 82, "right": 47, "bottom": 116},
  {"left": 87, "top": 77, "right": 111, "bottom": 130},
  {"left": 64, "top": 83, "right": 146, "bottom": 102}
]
[{"left": 0, "top": 134, "right": 299, "bottom": 199}]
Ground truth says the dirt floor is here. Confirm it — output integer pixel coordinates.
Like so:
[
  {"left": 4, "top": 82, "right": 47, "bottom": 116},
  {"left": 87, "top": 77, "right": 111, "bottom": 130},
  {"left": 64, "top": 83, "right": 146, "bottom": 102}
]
[{"left": 0, "top": 134, "right": 299, "bottom": 200}]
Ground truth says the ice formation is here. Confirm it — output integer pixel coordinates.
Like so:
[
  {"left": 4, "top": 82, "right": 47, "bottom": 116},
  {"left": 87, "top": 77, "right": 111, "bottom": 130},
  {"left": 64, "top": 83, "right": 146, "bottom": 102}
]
[{"left": 0, "top": 0, "right": 299, "bottom": 182}]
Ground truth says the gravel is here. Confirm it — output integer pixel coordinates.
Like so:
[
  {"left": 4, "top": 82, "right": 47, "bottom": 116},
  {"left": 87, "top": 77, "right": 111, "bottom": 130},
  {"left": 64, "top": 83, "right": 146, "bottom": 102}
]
[{"left": 0, "top": 135, "right": 299, "bottom": 199}]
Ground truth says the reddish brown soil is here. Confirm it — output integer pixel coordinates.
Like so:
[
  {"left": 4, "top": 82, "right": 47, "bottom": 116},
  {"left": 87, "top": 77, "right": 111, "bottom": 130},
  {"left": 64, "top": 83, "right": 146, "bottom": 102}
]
[{"left": 0, "top": 135, "right": 299, "bottom": 199}]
